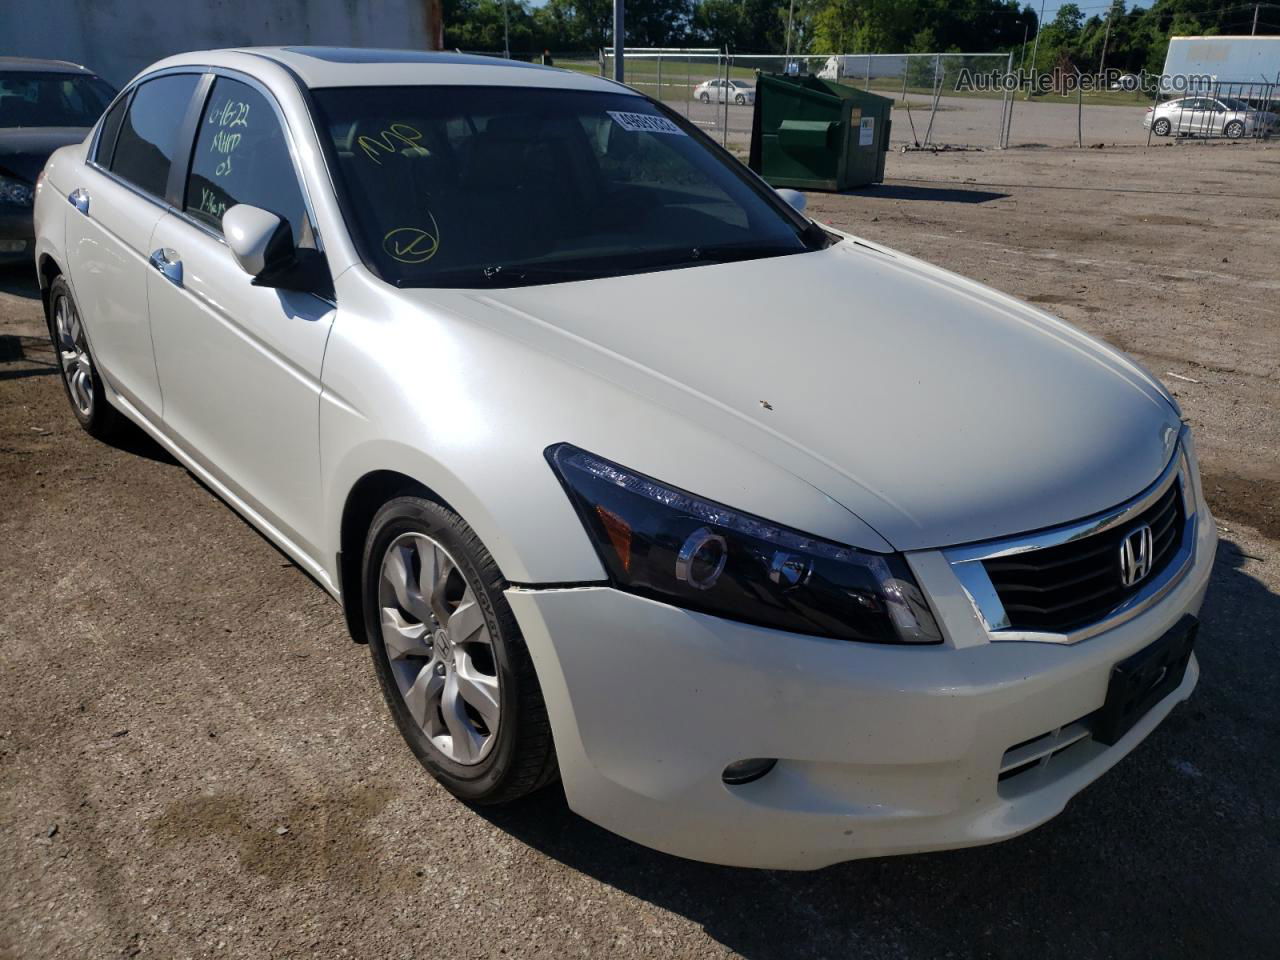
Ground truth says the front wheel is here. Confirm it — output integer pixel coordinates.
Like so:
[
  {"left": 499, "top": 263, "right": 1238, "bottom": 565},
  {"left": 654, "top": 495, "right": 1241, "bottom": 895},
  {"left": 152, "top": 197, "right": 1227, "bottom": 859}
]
[
  {"left": 362, "top": 496, "right": 557, "bottom": 804},
  {"left": 1152, "top": 118, "right": 1171, "bottom": 137},
  {"left": 699, "top": 92, "right": 710, "bottom": 103},
  {"left": 46, "top": 276, "right": 120, "bottom": 440},
  {"left": 1224, "top": 119, "right": 1245, "bottom": 139},
  {"left": 735, "top": 94, "right": 746, "bottom": 105}
]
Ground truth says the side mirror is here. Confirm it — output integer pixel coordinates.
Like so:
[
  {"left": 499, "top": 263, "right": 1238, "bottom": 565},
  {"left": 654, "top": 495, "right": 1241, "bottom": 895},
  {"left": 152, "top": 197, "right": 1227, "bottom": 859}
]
[
  {"left": 223, "top": 203, "right": 333, "bottom": 298},
  {"left": 776, "top": 188, "right": 807, "bottom": 214},
  {"left": 223, "top": 204, "right": 293, "bottom": 278}
]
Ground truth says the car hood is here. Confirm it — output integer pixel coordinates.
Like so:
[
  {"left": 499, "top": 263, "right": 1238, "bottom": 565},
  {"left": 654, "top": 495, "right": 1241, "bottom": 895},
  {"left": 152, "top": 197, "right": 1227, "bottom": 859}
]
[
  {"left": 0, "top": 127, "right": 89, "bottom": 182},
  {"left": 460, "top": 239, "right": 1181, "bottom": 551}
]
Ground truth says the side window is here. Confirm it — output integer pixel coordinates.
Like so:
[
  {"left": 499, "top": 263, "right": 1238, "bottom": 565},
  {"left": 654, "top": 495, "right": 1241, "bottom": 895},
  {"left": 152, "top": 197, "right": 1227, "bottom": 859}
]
[
  {"left": 110, "top": 74, "right": 199, "bottom": 198},
  {"left": 95, "top": 93, "right": 129, "bottom": 166},
  {"left": 184, "top": 77, "right": 312, "bottom": 248}
]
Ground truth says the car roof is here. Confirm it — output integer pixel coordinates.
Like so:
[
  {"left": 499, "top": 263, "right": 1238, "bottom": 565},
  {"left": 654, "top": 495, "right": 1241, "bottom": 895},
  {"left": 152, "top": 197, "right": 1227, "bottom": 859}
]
[
  {"left": 0, "top": 56, "right": 97, "bottom": 75},
  {"left": 145, "top": 46, "right": 634, "bottom": 96}
]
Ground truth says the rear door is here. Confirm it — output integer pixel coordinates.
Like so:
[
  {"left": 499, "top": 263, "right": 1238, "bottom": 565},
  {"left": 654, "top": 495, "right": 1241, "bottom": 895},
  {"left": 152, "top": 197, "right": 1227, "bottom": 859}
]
[
  {"left": 1185, "top": 98, "right": 1213, "bottom": 135},
  {"left": 1169, "top": 98, "right": 1193, "bottom": 134},
  {"left": 147, "top": 73, "right": 335, "bottom": 561},
  {"left": 63, "top": 72, "right": 201, "bottom": 420}
]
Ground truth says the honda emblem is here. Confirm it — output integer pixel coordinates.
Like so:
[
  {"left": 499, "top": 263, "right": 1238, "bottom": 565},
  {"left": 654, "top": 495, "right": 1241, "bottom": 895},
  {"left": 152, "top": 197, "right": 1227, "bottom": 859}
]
[{"left": 1119, "top": 524, "right": 1154, "bottom": 587}]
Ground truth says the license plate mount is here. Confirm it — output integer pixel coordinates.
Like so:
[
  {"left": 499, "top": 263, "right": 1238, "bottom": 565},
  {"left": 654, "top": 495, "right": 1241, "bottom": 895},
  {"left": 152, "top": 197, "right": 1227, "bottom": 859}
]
[{"left": 1092, "top": 615, "right": 1197, "bottom": 746}]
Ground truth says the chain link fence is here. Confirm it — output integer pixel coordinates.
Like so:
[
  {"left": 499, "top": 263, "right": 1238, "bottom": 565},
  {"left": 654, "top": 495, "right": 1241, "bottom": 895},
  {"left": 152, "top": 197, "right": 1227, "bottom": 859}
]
[
  {"left": 599, "top": 50, "right": 1016, "bottom": 154},
  {"left": 465, "top": 50, "right": 1278, "bottom": 153}
]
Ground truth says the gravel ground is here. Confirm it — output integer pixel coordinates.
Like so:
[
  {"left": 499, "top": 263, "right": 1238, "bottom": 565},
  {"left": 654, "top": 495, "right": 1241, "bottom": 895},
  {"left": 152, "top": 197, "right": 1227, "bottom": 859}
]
[{"left": 2, "top": 144, "right": 1278, "bottom": 959}]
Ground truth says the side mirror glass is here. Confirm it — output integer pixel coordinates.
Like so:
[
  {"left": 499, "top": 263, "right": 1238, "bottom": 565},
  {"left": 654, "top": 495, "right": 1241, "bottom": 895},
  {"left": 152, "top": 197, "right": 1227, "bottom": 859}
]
[
  {"left": 776, "top": 188, "right": 807, "bottom": 214},
  {"left": 223, "top": 204, "right": 293, "bottom": 278}
]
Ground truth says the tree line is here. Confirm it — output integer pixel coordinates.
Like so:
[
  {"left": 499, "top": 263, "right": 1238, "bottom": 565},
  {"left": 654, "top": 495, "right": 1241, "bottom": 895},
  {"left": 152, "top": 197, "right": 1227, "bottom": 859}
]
[{"left": 443, "top": 0, "right": 1279, "bottom": 74}]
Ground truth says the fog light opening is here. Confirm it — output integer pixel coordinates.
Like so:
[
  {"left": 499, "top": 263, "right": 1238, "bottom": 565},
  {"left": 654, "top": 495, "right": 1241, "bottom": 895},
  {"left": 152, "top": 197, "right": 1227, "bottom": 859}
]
[{"left": 721, "top": 758, "right": 777, "bottom": 786}]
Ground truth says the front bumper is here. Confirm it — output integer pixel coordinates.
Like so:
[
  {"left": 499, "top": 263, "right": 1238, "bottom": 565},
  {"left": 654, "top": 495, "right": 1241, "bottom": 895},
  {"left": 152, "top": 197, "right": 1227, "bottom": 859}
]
[{"left": 506, "top": 476, "right": 1216, "bottom": 870}]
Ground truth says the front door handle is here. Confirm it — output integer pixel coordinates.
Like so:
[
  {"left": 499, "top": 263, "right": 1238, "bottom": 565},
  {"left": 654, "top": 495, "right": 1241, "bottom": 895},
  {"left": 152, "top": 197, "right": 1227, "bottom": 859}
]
[
  {"left": 68, "top": 188, "right": 89, "bottom": 215},
  {"left": 148, "top": 248, "right": 183, "bottom": 287}
]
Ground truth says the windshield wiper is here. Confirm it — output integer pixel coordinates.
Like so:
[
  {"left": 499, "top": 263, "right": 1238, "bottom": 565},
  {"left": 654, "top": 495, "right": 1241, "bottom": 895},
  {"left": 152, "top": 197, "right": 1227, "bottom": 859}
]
[
  {"left": 684, "top": 243, "right": 806, "bottom": 264},
  {"left": 478, "top": 264, "right": 606, "bottom": 286},
  {"left": 408, "top": 263, "right": 611, "bottom": 289}
]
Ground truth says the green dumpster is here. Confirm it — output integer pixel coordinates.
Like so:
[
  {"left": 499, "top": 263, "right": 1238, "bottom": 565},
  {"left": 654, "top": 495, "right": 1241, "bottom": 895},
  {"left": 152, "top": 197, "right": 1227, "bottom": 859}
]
[{"left": 748, "top": 74, "right": 892, "bottom": 191}]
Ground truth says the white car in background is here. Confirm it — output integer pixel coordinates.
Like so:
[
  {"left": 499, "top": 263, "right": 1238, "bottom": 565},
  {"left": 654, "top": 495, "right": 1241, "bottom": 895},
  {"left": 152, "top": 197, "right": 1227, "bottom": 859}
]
[
  {"left": 693, "top": 78, "right": 754, "bottom": 105},
  {"left": 1145, "top": 95, "right": 1278, "bottom": 138},
  {"left": 33, "top": 47, "right": 1215, "bottom": 870}
]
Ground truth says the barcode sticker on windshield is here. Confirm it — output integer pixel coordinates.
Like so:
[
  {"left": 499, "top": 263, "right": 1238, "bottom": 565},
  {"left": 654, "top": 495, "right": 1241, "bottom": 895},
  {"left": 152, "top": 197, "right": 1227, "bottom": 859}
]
[{"left": 607, "top": 111, "right": 686, "bottom": 136}]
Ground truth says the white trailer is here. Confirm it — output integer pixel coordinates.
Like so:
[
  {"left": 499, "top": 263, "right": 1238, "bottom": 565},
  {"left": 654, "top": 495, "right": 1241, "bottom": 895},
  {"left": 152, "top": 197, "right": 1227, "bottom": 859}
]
[{"left": 1161, "top": 35, "right": 1280, "bottom": 94}]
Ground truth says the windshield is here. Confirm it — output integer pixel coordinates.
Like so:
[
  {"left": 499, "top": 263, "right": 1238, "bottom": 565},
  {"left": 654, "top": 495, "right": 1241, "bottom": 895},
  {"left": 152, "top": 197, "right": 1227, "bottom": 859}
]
[
  {"left": 0, "top": 72, "right": 116, "bottom": 128},
  {"left": 311, "top": 86, "right": 821, "bottom": 287}
]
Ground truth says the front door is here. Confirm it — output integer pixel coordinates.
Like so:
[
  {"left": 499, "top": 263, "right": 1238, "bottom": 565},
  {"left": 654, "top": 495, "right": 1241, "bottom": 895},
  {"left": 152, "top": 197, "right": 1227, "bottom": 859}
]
[
  {"left": 64, "top": 74, "right": 201, "bottom": 420},
  {"left": 147, "top": 75, "right": 335, "bottom": 562}
]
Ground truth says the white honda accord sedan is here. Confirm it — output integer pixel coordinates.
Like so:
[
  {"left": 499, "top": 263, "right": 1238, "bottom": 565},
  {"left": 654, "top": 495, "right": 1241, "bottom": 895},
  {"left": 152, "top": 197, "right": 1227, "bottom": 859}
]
[{"left": 33, "top": 47, "right": 1215, "bottom": 869}]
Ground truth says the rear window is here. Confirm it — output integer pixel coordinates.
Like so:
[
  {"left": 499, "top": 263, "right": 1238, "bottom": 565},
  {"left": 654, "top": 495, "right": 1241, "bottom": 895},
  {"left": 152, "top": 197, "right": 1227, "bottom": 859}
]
[
  {"left": 109, "top": 74, "right": 199, "bottom": 199},
  {"left": 0, "top": 72, "right": 115, "bottom": 128}
]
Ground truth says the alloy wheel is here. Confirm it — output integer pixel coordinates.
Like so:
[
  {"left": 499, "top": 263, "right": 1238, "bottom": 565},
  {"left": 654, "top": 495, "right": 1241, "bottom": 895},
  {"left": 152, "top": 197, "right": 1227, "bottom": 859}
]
[
  {"left": 378, "top": 532, "right": 500, "bottom": 765},
  {"left": 54, "top": 293, "right": 93, "bottom": 418}
]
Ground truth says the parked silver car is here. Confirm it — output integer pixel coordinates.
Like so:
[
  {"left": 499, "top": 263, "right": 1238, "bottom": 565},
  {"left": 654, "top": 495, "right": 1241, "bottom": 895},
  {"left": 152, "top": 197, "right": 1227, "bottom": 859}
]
[{"left": 1144, "top": 96, "right": 1278, "bottom": 138}]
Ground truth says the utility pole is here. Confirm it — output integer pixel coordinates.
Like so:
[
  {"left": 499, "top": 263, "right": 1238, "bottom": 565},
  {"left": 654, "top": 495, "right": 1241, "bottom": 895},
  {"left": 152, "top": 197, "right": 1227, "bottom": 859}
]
[
  {"left": 503, "top": 0, "right": 510, "bottom": 59},
  {"left": 1099, "top": 3, "right": 1113, "bottom": 77},
  {"left": 613, "top": 0, "right": 624, "bottom": 82},
  {"left": 1019, "top": 21, "right": 1029, "bottom": 72},
  {"left": 785, "top": 0, "right": 796, "bottom": 61},
  {"left": 1029, "top": 0, "right": 1047, "bottom": 75},
  {"left": 1253, "top": 4, "right": 1260, "bottom": 35}
]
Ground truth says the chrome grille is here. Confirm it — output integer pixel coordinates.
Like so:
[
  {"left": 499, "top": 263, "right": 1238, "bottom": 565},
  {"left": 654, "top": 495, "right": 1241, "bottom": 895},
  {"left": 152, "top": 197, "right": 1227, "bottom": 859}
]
[{"left": 981, "top": 480, "right": 1186, "bottom": 633}]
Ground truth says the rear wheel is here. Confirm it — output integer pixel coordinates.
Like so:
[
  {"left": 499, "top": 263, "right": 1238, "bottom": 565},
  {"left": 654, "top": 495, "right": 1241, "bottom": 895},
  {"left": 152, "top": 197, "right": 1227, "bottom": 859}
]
[
  {"left": 1224, "top": 119, "right": 1245, "bottom": 139},
  {"left": 1153, "top": 117, "right": 1171, "bottom": 137},
  {"left": 362, "top": 496, "right": 557, "bottom": 804},
  {"left": 47, "top": 276, "right": 120, "bottom": 440}
]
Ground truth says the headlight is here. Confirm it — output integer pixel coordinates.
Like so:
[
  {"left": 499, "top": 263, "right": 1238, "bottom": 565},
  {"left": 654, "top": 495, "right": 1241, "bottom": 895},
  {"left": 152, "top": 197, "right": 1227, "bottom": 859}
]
[
  {"left": 0, "top": 174, "right": 34, "bottom": 207},
  {"left": 547, "top": 444, "right": 942, "bottom": 644}
]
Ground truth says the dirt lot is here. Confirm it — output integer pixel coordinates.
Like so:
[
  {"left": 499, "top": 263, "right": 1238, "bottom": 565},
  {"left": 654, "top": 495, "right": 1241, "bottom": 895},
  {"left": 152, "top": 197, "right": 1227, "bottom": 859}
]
[{"left": 2, "top": 144, "right": 1278, "bottom": 960}]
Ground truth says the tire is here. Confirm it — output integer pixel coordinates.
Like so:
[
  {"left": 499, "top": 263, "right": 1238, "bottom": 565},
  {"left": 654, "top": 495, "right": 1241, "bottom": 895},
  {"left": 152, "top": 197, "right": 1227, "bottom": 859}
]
[
  {"left": 362, "top": 495, "right": 557, "bottom": 804},
  {"left": 1152, "top": 118, "right": 1171, "bottom": 137},
  {"left": 46, "top": 275, "right": 121, "bottom": 440},
  {"left": 735, "top": 94, "right": 746, "bottom": 105},
  {"left": 1224, "top": 120, "right": 1245, "bottom": 139},
  {"left": 699, "top": 92, "right": 710, "bottom": 103}
]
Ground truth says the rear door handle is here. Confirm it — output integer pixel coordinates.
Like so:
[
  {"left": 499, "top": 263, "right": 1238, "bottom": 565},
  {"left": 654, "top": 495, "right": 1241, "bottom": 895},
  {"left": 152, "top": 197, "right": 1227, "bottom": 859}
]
[
  {"left": 67, "top": 188, "right": 89, "bottom": 215},
  {"left": 148, "top": 248, "right": 183, "bottom": 287}
]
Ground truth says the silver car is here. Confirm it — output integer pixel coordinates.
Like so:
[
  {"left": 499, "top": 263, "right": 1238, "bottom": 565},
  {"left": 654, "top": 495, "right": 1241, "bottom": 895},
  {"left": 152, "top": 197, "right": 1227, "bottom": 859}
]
[
  {"left": 1145, "top": 96, "right": 1278, "bottom": 138},
  {"left": 694, "top": 78, "right": 755, "bottom": 105}
]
